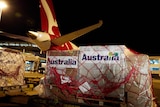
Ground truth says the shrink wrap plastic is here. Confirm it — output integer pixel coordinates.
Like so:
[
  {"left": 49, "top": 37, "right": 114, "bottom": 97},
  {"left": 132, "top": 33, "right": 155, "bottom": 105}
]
[
  {"left": 0, "top": 48, "right": 25, "bottom": 86},
  {"left": 37, "top": 45, "right": 154, "bottom": 107}
]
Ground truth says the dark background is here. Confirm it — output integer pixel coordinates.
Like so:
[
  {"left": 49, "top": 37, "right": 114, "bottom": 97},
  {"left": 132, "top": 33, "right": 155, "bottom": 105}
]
[{"left": 0, "top": 0, "right": 160, "bottom": 56}]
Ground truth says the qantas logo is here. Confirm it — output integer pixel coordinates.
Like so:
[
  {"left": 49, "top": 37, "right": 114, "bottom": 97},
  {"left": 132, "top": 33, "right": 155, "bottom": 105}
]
[{"left": 41, "top": 0, "right": 58, "bottom": 35}]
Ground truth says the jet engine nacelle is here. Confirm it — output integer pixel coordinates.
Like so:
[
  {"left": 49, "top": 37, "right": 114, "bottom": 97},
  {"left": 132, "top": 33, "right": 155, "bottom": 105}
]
[{"left": 28, "top": 31, "right": 51, "bottom": 51}]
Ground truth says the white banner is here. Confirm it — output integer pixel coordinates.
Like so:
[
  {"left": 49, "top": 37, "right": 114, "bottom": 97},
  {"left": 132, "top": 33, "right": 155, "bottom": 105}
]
[
  {"left": 79, "top": 51, "right": 120, "bottom": 64},
  {"left": 48, "top": 56, "right": 78, "bottom": 68}
]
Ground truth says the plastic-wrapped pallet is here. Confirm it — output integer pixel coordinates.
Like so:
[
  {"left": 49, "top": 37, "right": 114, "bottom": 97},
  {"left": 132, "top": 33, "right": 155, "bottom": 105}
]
[
  {"left": 124, "top": 47, "right": 154, "bottom": 107},
  {"left": 77, "top": 45, "right": 126, "bottom": 99},
  {"left": 78, "top": 45, "right": 153, "bottom": 107},
  {"left": 38, "top": 45, "right": 154, "bottom": 107},
  {"left": 38, "top": 50, "right": 79, "bottom": 100},
  {"left": 0, "top": 47, "right": 25, "bottom": 87}
]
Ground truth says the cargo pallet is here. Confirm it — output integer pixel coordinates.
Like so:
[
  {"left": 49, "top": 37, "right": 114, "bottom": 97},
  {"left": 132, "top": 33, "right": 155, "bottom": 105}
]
[
  {"left": 59, "top": 94, "right": 127, "bottom": 107},
  {"left": 0, "top": 83, "right": 127, "bottom": 107},
  {"left": 0, "top": 84, "right": 36, "bottom": 97},
  {"left": 46, "top": 84, "right": 127, "bottom": 107}
]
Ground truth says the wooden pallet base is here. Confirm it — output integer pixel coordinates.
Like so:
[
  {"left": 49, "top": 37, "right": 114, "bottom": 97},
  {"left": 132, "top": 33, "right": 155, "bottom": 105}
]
[
  {"left": 77, "top": 97, "right": 127, "bottom": 107},
  {"left": 0, "top": 84, "right": 36, "bottom": 97}
]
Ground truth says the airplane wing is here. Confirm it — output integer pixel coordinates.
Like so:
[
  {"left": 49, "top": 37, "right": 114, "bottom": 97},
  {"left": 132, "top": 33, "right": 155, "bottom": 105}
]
[
  {"left": 27, "top": 20, "right": 103, "bottom": 51},
  {"left": 51, "top": 20, "right": 103, "bottom": 46},
  {"left": 0, "top": 31, "right": 35, "bottom": 44},
  {"left": 0, "top": 19, "right": 103, "bottom": 51},
  {"left": 0, "top": 0, "right": 103, "bottom": 51}
]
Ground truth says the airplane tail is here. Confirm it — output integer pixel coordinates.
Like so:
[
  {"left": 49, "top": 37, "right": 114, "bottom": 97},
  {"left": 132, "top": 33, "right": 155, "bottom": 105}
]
[
  {"left": 28, "top": 0, "right": 103, "bottom": 51},
  {"left": 0, "top": 0, "right": 103, "bottom": 51},
  {"left": 40, "top": 0, "right": 61, "bottom": 37},
  {"left": 32, "top": 0, "right": 77, "bottom": 51}
]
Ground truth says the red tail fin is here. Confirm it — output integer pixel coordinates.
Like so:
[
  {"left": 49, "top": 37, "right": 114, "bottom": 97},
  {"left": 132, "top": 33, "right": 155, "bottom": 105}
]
[{"left": 40, "top": 0, "right": 61, "bottom": 37}]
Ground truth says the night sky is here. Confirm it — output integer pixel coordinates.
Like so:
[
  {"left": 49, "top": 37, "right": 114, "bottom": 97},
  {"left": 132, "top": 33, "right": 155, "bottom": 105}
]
[{"left": 0, "top": 0, "right": 160, "bottom": 56}]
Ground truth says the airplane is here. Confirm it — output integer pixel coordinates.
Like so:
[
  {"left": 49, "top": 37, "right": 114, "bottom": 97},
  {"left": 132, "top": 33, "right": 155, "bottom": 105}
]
[
  {"left": 0, "top": 1, "right": 156, "bottom": 107},
  {"left": 0, "top": 0, "right": 103, "bottom": 52}
]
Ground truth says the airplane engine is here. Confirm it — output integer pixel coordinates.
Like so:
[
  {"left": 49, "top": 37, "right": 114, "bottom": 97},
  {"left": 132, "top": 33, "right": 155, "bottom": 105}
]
[{"left": 28, "top": 31, "right": 51, "bottom": 51}]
